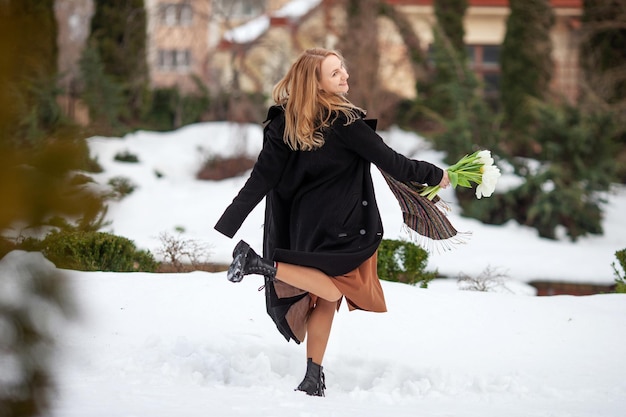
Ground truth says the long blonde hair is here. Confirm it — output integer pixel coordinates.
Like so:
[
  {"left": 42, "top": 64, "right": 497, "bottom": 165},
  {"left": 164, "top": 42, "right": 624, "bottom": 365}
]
[{"left": 272, "top": 48, "right": 364, "bottom": 151}]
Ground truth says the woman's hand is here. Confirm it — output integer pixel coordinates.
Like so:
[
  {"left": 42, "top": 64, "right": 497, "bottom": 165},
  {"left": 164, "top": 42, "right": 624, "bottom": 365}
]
[{"left": 439, "top": 170, "right": 450, "bottom": 189}]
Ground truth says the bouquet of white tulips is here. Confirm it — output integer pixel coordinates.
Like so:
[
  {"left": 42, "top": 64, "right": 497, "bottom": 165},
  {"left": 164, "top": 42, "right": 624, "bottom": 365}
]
[
  {"left": 420, "top": 150, "right": 501, "bottom": 201},
  {"left": 380, "top": 149, "right": 500, "bottom": 251}
]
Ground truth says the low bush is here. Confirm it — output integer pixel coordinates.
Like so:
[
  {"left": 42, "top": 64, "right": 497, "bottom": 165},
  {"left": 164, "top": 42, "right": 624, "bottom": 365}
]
[
  {"left": 377, "top": 239, "right": 437, "bottom": 287},
  {"left": 142, "top": 77, "right": 210, "bottom": 131},
  {"left": 23, "top": 230, "right": 158, "bottom": 272},
  {"left": 108, "top": 176, "right": 137, "bottom": 199},
  {"left": 156, "top": 231, "right": 212, "bottom": 272},
  {"left": 457, "top": 265, "right": 511, "bottom": 292},
  {"left": 114, "top": 150, "right": 139, "bottom": 163}
]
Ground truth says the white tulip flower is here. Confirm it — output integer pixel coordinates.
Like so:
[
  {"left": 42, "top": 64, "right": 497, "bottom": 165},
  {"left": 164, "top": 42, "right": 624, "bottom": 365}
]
[
  {"left": 476, "top": 150, "right": 494, "bottom": 167},
  {"left": 420, "top": 149, "right": 501, "bottom": 201},
  {"left": 476, "top": 164, "right": 501, "bottom": 199}
]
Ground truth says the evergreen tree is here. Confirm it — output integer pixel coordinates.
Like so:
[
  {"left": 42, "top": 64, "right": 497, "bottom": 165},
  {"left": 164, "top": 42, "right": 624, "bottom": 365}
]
[
  {"left": 434, "top": 0, "right": 467, "bottom": 56},
  {"left": 79, "top": 44, "right": 125, "bottom": 132},
  {"left": 433, "top": 0, "right": 468, "bottom": 87},
  {"left": 580, "top": 0, "right": 626, "bottom": 108},
  {"left": 0, "top": 0, "right": 58, "bottom": 145},
  {"left": 89, "top": 0, "right": 148, "bottom": 122},
  {"left": 421, "top": 0, "right": 500, "bottom": 165},
  {"left": 500, "top": 0, "right": 554, "bottom": 147},
  {"left": 463, "top": 102, "right": 618, "bottom": 240},
  {"left": 0, "top": 3, "right": 100, "bottom": 417},
  {"left": 426, "top": 0, "right": 469, "bottom": 119},
  {"left": 579, "top": 1, "right": 626, "bottom": 181},
  {"left": 464, "top": 1, "right": 622, "bottom": 240}
]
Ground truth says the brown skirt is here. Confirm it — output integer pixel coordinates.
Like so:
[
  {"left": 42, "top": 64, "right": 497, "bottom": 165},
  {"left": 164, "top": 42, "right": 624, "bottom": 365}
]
[{"left": 272, "top": 252, "right": 386, "bottom": 343}]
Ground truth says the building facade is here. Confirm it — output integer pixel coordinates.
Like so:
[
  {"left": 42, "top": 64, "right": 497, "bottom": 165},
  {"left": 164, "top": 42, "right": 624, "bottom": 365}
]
[
  {"left": 209, "top": 0, "right": 582, "bottom": 102},
  {"left": 144, "top": 0, "right": 296, "bottom": 93},
  {"left": 55, "top": 0, "right": 583, "bottom": 118}
]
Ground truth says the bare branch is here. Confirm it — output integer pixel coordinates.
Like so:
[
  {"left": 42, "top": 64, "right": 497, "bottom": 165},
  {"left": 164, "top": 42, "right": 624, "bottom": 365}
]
[{"left": 457, "top": 265, "right": 512, "bottom": 293}]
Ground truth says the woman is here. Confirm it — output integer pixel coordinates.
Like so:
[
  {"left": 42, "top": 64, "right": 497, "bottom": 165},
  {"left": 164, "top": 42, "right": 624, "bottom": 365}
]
[{"left": 214, "top": 48, "right": 450, "bottom": 396}]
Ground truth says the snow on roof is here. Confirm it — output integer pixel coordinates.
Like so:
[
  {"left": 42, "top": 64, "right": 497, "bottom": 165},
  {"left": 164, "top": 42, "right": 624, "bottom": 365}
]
[
  {"left": 223, "top": 15, "right": 270, "bottom": 44},
  {"left": 274, "top": 0, "right": 322, "bottom": 18},
  {"left": 223, "top": 0, "right": 322, "bottom": 45}
]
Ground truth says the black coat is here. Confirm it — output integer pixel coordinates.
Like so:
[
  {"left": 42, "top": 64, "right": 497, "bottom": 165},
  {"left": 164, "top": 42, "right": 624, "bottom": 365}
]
[{"left": 214, "top": 106, "right": 444, "bottom": 276}]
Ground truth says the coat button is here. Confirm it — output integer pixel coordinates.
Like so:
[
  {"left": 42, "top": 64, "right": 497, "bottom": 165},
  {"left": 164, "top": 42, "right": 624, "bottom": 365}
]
[
  {"left": 360, "top": 229, "right": 366, "bottom": 235},
  {"left": 362, "top": 200, "right": 368, "bottom": 206}
]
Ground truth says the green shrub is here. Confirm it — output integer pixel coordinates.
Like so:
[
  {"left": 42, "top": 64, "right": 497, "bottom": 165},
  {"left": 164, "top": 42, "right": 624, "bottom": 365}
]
[
  {"left": 377, "top": 239, "right": 437, "bottom": 288},
  {"left": 108, "top": 175, "right": 137, "bottom": 199},
  {"left": 613, "top": 249, "right": 626, "bottom": 293},
  {"left": 24, "top": 230, "right": 158, "bottom": 272},
  {"left": 460, "top": 103, "right": 618, "bottom": 241},
  {"left": 142, "top": 76, "right": 210, "bottom": 131},
  {"left": 114, "top": 150, "right": 139, "bottom": 163}
]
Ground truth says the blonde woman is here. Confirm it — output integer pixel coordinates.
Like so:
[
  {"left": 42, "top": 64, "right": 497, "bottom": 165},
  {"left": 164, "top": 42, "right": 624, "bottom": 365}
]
[{"left": 215, "top": 48, "right": 450, "bottom": 396}]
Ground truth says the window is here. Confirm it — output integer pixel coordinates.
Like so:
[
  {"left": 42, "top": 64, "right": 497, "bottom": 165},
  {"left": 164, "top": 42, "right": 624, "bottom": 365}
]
[
  {"left": 482, "top": 45, "right": 500, "bottom": 66},
  {"left": 157, "top": 49, "right": 192, "bottom": 71},
  {"left": 215, "top": 0, "right": 266, "bottom": 18},
  {"left": 159, "top": 3, "right": 193, "bottom": 26},
  {"left": 467, "top": 44, "right": 501, "bottom": 96},
  {"left": 428, "top": 44, "right": 501, "bottom": 95},
  {"left": 179, "top": 3, "right": 192, "bottom": 24}
]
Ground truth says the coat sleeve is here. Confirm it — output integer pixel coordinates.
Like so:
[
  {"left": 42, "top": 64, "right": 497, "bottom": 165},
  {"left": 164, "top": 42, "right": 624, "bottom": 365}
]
[
  {"left": 214, "top": 116, "right": 290, "bottom": 238},
  {"left": 333, "top": 118, "right": 444, "bottom": 186}
]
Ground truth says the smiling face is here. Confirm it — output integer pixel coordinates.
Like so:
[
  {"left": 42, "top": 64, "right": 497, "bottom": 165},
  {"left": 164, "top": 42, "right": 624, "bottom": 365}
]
[{"left": 318, "top": 54, "right": 349, "bottom": 95}]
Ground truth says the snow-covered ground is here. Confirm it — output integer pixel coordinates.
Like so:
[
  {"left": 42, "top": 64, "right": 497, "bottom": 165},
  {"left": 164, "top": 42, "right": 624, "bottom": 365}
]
[
  {"left": 4, "top": 120, "right": 625, "bottom": 416},
  {"left": 45, "top": 265, "right": 623, "bottom": 417}
]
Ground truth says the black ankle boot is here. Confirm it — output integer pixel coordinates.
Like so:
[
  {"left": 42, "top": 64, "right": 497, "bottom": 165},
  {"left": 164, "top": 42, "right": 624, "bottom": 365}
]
[
  {"left": 295, "top": 358, "right": 325, "bottom": 397},
  {"left": 227, "top": 240, "right": 276, "bottom": 283}
]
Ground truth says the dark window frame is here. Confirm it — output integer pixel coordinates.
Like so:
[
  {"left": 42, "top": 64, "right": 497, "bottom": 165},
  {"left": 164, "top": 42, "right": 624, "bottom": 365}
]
[
  {"left": 157, "top": 49, "right": 192, "bottom": 71},
  {"left": 159, "top": 3, "right": 193, "bottom": 26}
]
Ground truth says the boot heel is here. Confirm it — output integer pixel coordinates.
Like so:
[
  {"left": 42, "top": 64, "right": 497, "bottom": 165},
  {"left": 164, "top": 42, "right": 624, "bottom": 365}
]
[
  {"left": 227, "top": 240, "right": 250, "bottom": 283},
  {"left": 295, "top": 358, "right": 326, "bottom": 397},
  {"left": 226, "top": 240, "right": 276, "bottom": 282}
]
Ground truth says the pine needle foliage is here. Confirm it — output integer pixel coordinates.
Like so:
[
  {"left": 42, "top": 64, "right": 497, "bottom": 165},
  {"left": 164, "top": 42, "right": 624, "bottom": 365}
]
[
  {"left": 579, "top": 0, "right": 626, "bottom": 181},
  {"left": 377, "top": 239, "right": 437, "bottom": 288},
  {"left": 21, "top": 230, "right": 158, "bottom": 272},
  {"left": 461, "top": 102, "right": 619, "bottom": 240},
  {"left": 89, "top": 0, "right": 149, "bottom": 122},
  {"left": 1, "top": 4, "right": 111, "bottom": 414},
  {"left": 579, "top": 0, "right": 626, "bottom": 108},
  {"left": 79, "top": 45, "right": 125, "bottom": 134},
  {"left": 426, "top": 0, "right": 469, "bottom": 120},
  {"left": 142, "top": 77, "right": 211, "bottom": 131},
  {"left": 421, "top": 24, "right": 502, "bottom": 164},
  {"left": 0, "top": 0, "right": 59, "bottom": 145},
  {"left": 434, "top": 0, "right": 467, "bottom": 58},
  {"left": 500, "top": 0, "right": 554, "bottom": 149}
]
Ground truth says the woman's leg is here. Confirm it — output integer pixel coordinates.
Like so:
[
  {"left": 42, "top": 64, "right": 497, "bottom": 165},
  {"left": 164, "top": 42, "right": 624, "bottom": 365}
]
[
  {"left": 276, "top": 263, "right": 338, "bottom": 363},
  {"left": 227, "top": 241, "right": 341, "bottom": 302},
  {"left": 295, "top": 298, "right": 335, "bottom": 396},
  {"left": 275, "top": 262, "right": 342, "bottom": 302},
  {"left": 306, "top": 298, "right": 336, "bottom": 364}
]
